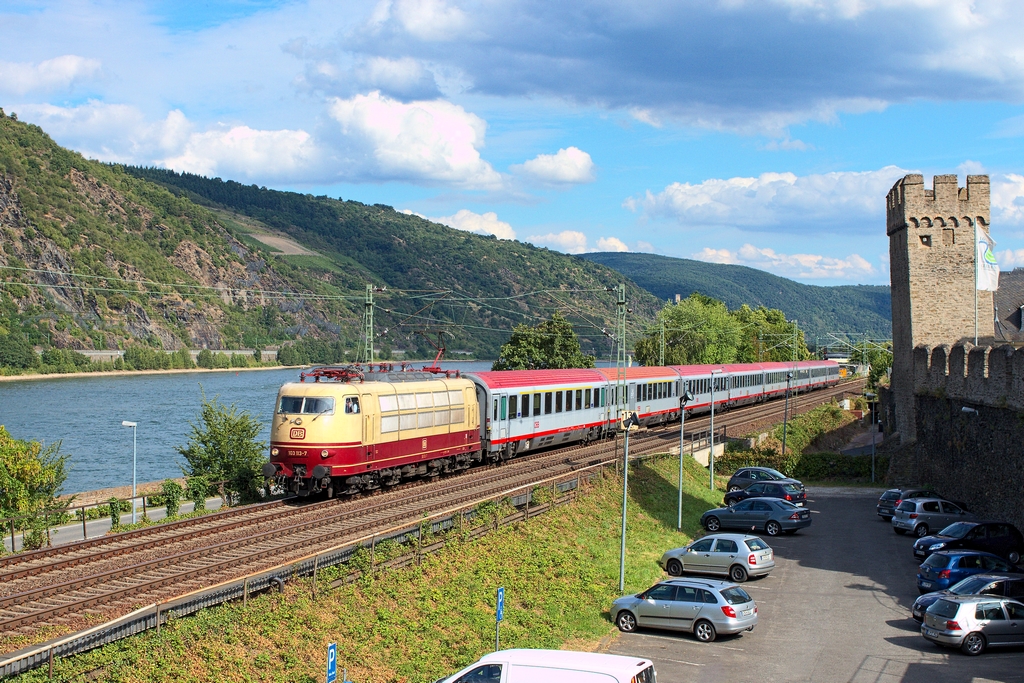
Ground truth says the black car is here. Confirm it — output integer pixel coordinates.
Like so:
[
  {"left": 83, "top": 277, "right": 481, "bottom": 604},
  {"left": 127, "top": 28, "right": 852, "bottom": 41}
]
[
  {"left": 911, "top": 572, "right": 1024, "bottom": 622},
  {"left": 913, "top": 521, "right": 1024, "bottom": 563},
  {"left": 726, "top": 467, "right": 804, "bottom": 493},
  {"left": 876, "top": 487, "right": 942, "bottom": 521},
  {"left": 723, "top": 480, "right": 807, "bottom": 507}
]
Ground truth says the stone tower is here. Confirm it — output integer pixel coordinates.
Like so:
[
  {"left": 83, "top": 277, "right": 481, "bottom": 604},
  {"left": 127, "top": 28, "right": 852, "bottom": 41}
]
[{"left": 887, "top": 174, "right": 992, "bottom": 442}]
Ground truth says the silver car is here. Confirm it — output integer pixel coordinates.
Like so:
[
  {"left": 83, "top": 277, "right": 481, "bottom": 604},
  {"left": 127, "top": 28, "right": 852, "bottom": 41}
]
[
  {"left": 611, "top": 578, "right": 757, "bottom": 643},
  {"left": 658, "top": 533, "right": 775, "bottom": 583},
  {"left": 922, "top": 595, "right": 1024, "bottom": 655},
  {"left": 892, "top": 498, "right": 974, "bottom": 537}
]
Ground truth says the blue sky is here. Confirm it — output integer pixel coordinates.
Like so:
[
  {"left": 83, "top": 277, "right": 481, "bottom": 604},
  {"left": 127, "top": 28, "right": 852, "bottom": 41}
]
[{"left": 4, "top": 0, "right": 1024, "bottom": 286}]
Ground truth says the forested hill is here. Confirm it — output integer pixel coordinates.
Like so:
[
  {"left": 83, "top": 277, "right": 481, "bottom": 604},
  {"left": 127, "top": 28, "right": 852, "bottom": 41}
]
[{"left": 580, "top": 252, "right": 892, "bottom": 340}]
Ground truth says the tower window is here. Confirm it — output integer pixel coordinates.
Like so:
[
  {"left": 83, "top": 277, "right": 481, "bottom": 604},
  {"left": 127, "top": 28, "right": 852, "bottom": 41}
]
[
  {"left": 920, "top": 235, "right": 932, "bottom": 247},
  {"left": 942, "top": 228, "right": 955, "bottom": 246}
]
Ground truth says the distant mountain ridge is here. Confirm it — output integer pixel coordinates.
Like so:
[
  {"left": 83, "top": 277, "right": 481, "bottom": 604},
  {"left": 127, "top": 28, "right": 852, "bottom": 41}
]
[{"left": 579, "top": 252, "right": 892, "bottom": 341}]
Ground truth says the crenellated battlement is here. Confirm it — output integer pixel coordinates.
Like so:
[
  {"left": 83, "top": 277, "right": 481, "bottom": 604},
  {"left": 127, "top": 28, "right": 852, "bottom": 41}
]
[
  {"left": 887, "top": 174, "right": 990, "bottom": 236},
  {"left": 913, "top": 342, "right": 1024, "bottom": 410}
]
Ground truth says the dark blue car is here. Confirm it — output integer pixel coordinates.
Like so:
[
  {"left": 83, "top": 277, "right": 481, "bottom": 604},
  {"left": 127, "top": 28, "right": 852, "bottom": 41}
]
[{"left": 916, "top": 550, "right": 1014, "bottom": 594}]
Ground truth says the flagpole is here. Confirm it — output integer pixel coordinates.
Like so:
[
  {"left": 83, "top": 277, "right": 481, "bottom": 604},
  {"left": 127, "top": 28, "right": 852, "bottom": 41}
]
[{"left": 975, "top": 221, "right": 979, "bottom": 345}]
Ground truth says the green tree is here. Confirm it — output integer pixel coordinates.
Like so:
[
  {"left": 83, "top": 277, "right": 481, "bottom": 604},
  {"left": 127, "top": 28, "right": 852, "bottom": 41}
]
[
  {"left": 634, "top": 294, "right": 742, "bottom": 366},
  {"left": 186, "top": 475, "right": 209, "bottom": 511},
  {"left": 0, "top": 426, "right": 70, "bottom": 532},
  {"left": 176, "top": 394, "right": 267, "bottom": 505},
  {"left": 851, "top": 342, "right": 893, "bottom": 389},
  {"left": 732, "top": 305, "right": 809, "bottom": 363},
  {"left": 492, "top": 313, "right": 596, "bottom": 370},
  {"left": 160, "top": 479, "right": 183, "bottom": 517},
  {"left": 0, "top": 329, "right": 40, "bottom": 369},
  {"left": 196, "top": 348, "right": 214, "bottom": 369}
]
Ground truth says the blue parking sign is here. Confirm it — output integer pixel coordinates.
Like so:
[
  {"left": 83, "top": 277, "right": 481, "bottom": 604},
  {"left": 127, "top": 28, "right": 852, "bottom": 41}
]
[
  {"left": 326, "top": 643, "right": 337, "bottom": 683},
  {"left": 496, "top": 587, "right": 504, "bottom": 622}
]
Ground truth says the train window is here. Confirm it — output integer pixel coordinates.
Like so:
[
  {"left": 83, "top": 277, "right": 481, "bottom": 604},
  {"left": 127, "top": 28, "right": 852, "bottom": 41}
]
[
  {"left": 435, "top": 410, "right": 450, "bottom": 426},
  {"left": 418, "top": 412, "right": 433, "bottom": 428},
  {"left": 417, "top": 393, "right": 433, "bottom": 409},
  {"left": 448, "top": 390, "right": 464, "bottom": 405},
  {"left": 398, "top": 394, "right": 416, "bottom": 410},
  {"left": 451, "top": 407, "right": 465, "bottom": 424},
  {"left": 381, "top": 415, "right": 399, "bottom": 433},
  {"left": 521, "top": 393, "right": 530, "bottom": 417},
  {"left": 379, "top": 395, "right": 399, "bottom": 412},
  {"left": 600, "top": 388, "right": 606, "bottom": 407},
  {"left": 305, "top": 397, "right": 336, "bottom": 415},
  {"left": 279, "top": 396, "right": 304, "bottom": 413},
  {"left": 400, "top": 414, "right": 416, "bottom": 430},
  {"left": 509, "top": 395, "right": 518, "bottom": 417},
  {"left": 344, "top": 397, "right": 360, "bottom": 414},
  {"left": 533, "top": 393, "right": 542, "bottom": 415},
  {"left": 564, "top": 390, "right": 572, "bottom": 412},
  {"left": 555, "top": 391, "right": 563, "bottom": 413},
  {"left": 575, "top": 389, "right": 583, "bottom": 410},
  {"left": 433, "top": 392, "right": 449, "bottom": 406},
  {"left": 585, "top": 388, "right": 592, "bottom": 409},
  {"left": 544, "top": 392, "right": 553, "bottom": 414},
  {"left": 493, "top": 399, "right": 498, "bottom": 421},
  {"left": 500, "top": 396, "right": 507, "bottom": 420}
]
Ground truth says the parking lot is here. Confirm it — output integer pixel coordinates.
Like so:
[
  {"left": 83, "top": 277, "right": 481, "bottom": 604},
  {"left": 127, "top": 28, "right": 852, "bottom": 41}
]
[{"left": 606, "top": 487, "right": 1022, "bottom": 683}]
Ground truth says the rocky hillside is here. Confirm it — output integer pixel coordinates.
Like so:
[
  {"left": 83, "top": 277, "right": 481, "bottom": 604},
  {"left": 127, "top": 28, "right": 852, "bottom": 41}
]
[{"left": 0, "top": 113, "right": 658, "bottom": 360}]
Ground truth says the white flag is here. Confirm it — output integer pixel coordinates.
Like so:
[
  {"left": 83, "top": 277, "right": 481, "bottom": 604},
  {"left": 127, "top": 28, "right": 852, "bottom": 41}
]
[{"left": 976, "top": 227, "right": 999, "bottom": 292}]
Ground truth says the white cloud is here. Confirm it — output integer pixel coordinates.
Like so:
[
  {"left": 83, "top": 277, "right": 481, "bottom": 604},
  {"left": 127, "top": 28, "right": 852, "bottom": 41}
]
[
  {"left": 390, "top": 0, "right": 469, "bottom": 41},
  {"left": 596, "top": 236, "right": 629, "bottom": 252},
  {"left": 992, "top": 174, "right": 1024, "bottom": 228},
  {"left": 527, "top": 230, "right": 590, "bottom": 254},
  {"left": 997, "top": 249, "right": 1024, "bottom": 270},
  {"left": 328, "top": 91, "right": 502, "bottom": 188},
  {"left": 761, "top": 136, "right": 812, "bottom": 151},
  {"left": 0, "top": 55, "right": 101, "bottom": 95},
  {"left": 160, "top": 125, "right": 318, "bottom": 179},
  {"left": 514, "top": 147, "right": 596, "bottom": 185},
  {"left": 626, "top": 165, "right": 911, "bottom": 234},
  {"left": 431, "top": 209, "right": 516, "bottom": 240},
  {"left": 693, "top": 243, "right": 876, "bottom": 280}
]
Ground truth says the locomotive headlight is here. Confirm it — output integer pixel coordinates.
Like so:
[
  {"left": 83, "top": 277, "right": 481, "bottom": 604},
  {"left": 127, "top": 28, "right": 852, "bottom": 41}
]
[
  {"left": 320, "top": 449, "right": 329, "bottom": 458},
  {"left": 271, "top": 448, "right": 279, "bottom": 456}
]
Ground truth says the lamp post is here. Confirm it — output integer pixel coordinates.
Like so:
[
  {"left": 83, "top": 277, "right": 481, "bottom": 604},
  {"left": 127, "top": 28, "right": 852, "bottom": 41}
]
[
  {"left": 121, "top": 421, "right": 138, "bottom": 524},
  {"left": 678, "top": 388, "right": 694, "bottom": 531},
  {"left": 709, "top": 369, "right": 722, "bottom": 491},
  {"left": 781, "top": 372, "right": 793, "bottom": 456},
  {"left": 865, "top": 392, "right": 877, "bottom": 483},
  {"left": 619, "top": 411, "right": 640, "bottom": 593}
]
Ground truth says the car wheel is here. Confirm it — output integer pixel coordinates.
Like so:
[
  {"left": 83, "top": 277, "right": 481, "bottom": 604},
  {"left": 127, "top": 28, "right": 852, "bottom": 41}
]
[
  {"left": 765, "top": 520, "right": 782, "bottom": 536},
  {"left": 894, "top": 528, "right": 906, "bottom": 535},
  {"left": 728, "top": 485, "right": 742, "bottom": 492},
  {"left": 1009, "top": 551, "right": 1021, "bottom": 564},
  {"left": 666, "top": 559, "right": 683, "bottom": 576},
  {"left": 961, "top": 631, "right": 986, "bottom": 656},
  {"left": 730, "top": 565, "right": 748, "bottom": 582},
  {"left": 914, "top": 524, "right": 929, "bottom": 538},
  {"left": 616, "top": 611, "right": 637, "bottom": 633},
  {"left": 693, "top": 619, "right": 716, "bottom": 643},
  {"left": 705, "top": 516, "right": 721, "bottom": 532}
]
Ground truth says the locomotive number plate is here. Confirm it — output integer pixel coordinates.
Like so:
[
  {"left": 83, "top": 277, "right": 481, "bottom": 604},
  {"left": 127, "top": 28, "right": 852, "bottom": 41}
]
[
  {"left": 287, "top": 449, "right": 307, "bottom": 457},
  {"left": 290, "top": 428, "right": 306, "bottom": 440}
]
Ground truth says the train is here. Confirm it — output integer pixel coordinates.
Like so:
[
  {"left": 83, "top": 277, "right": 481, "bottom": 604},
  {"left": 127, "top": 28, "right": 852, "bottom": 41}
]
[{"left": 262, "top": 360, "right": 840, "bottom": 497}]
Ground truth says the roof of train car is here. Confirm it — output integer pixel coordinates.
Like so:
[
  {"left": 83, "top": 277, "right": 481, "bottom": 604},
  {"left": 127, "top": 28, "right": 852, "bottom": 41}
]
[
  {"left": 594, "top": 367, "right": 681, "bottom": 380},
  {"left": 465, "top": 369, "right": 609, "bottom": 388}
]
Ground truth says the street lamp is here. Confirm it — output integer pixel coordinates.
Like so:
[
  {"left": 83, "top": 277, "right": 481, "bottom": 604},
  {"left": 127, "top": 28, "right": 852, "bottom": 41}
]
[
  {"left": 678, "top": 387, "right": 694, "bottom": 531},
  {"left": 709, "top": 369, "right": 723, "bottom": 491},
  {"left": 619, "top": 411, "right": 640, "bottom": 593},
  {"left": 781, "top": 372, "right": 794, "bottom": 456},
  {"left": 121, "top": 421, "right": 138, "bottom": 524},
  {"left": 865, "top": 392, "right": 877, "bottom": 483}
]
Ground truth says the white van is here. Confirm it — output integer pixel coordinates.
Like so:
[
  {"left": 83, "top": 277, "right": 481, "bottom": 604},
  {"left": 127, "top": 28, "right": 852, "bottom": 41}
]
[{"left": 435, "top": 649, "right": 657, "bottom": 683}]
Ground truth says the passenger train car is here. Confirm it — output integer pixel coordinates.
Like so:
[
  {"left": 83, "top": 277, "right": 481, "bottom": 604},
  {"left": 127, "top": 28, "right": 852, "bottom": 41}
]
[{"left": 263, "top": 360, "right": 840, "bottom": 496}]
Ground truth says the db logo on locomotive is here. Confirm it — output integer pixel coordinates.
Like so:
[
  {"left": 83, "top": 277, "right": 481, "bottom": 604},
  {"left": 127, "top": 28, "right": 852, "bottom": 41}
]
[{"left": 290, "top": 428, "right": 306, "bottom": 440}]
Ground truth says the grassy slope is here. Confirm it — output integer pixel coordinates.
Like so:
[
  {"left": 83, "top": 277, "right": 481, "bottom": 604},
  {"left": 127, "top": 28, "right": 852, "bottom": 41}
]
[
  {"left": 17, "top": 456, "right": 723, "bottom": 683},
  {"left": 580, "top": 252, "right": 892, "bottom": 340}
]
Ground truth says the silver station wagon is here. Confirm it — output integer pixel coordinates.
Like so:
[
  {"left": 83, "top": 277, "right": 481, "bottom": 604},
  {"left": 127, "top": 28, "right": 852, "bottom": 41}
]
[
  {"left": 892, "top": 498, "right": 973, "bottom": 537},
  {"left": 658, "top": 533, "right": 775, "bottom": 583},
  {"left": 611, "top": 578, "right": 758, "bottom": 643}
]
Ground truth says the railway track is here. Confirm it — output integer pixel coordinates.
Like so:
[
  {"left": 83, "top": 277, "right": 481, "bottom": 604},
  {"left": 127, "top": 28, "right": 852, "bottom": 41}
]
[{"left": 0, "top": 377, "right": 865, "bottom": 648}]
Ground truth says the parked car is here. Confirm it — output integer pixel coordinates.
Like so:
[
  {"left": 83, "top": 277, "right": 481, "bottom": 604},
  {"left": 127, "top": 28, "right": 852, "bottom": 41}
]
[
  {"left": 611, "top": 578, "right": 757, "bottom": 642},
  {"left": 912, "top": 572, "right": 1024, "bottom": 622},
  {"left": 916, "top": 551, "right": 1014, "bottom": 594},
  {"left": 723, "top": 480, "right": 807, "bottom": 506},
  {"left": 876, "top": 487, "right": 942, "bottom": 521},
  {"left": 701, "top": 498, "right": 811, "bottom": 537},
  {"left": 726, "top": 467, "right": 804, "bottom": 492},
  {"left": 892, "top": 498, "right": 974, "bottom": 537},
  {"left": 913, "top": 521, "right": 1024, "bottom": 563},
  {"left": 433, "top": 650, "right": 657, "bottom": 683},
  {"left": 658, "top": 533, "right": 774, "bottom": 582},
  {"left": 921, "top": 595, "right": 1024, "bottom": 655}
]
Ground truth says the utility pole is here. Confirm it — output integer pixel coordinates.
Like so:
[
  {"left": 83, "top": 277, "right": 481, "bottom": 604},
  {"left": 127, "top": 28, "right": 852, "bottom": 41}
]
[
  {"left": 659, "top": 320, "right": 665, "bottom": 367},
  {"left": 615, "top": 284, "right": 627, "bottom": 419},
  {"left": 362, "top": 284, "right": 374, "bottom": 364}
]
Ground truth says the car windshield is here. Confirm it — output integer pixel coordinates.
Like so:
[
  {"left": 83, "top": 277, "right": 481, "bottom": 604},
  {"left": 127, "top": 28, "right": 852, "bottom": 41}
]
[
  {"left": 940, "top": 523, "right": 974, "bottom": 539},
  {"left": 922, "top": 554, "right": 950, "bottom": 568},
  {"left": 881, "top": 491, "right": 900, "bottom": 501},
  {"left": 929, "top": 599, "right": 961, "bottom": 619},
  {"left": 950, "top": 576, "right": 994, "bottom": 595},
  {"left": 764, "top": 468, "right": 786, "bottom": 479},
  {"left": 745, "top": 538, "right": 770, "bottom": 551},
  {"left": 278, "top": 396, "right": 336, "bottom": 415},
  {"left": 720, "top": 587, "right": 753, "bottom": 605}
]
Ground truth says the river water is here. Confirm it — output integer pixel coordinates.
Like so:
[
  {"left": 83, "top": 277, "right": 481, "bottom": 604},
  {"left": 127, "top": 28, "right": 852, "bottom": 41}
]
[{"left": 0, "top": 362, "right": 493, "bottom": 495}]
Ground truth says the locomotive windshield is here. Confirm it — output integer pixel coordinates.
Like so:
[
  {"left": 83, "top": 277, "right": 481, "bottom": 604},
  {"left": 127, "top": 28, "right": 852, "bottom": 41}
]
[{"left": 278, "top": 396, "right": 336, "bottom": 415}]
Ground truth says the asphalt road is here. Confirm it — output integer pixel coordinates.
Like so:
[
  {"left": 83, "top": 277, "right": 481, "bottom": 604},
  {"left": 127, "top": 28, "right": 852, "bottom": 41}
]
[{"left": 606, "top": 487, "right": 1023, "bottom": 683}]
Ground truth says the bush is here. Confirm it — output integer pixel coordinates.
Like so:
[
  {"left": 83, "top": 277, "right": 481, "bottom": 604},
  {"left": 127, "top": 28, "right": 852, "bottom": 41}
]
[
  {"left": 161, "top": 479, "right": 183, "bottom": 517},
  {"left": 186, "top": 475, "right": 209, "bottom": 510},
  {"left": 109, "top": 497, "right": 121, "bottom": 529},
  {"left": 230, "top": 353, "right": 250, "bottom": 368},
  {"left": 196, "top": 348, "right": 214, "bottom": 369},
  {"left": 213, "top": 353, "right": 230, "bottom": 369}
]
